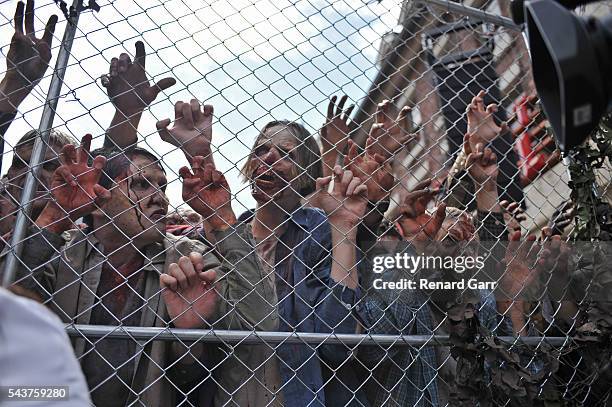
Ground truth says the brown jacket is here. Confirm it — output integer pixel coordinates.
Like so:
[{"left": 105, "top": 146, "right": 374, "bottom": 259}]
[{"left": 3, "top": 223, "right": 278, "bottom": 407}]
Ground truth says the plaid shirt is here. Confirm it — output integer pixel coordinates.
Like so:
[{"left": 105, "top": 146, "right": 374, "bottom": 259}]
[
  {"left": 358, "top": 288, "right": 440, "bottom": 407},
  {"left": 356, "top": 211, "right": 512, "bottom": 407}
]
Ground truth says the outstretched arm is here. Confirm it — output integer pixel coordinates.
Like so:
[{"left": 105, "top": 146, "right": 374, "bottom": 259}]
[
  {"left": 310, "top": 165, "right": 368, "bottom": 289},
  {"left": 178, "top": 157, "right": 276, "bottom": 330},
  {"left": 320, "top": 95, "right": 355, "bottom": 177},
  {"left": 465, "top": 132, "right": 501, "bottom": 214},
  {"left": 0, "top": 0, "right": 57, "bottom": 165},
  {"left": 157, "top": 100, "right": 214, "bottom": 165},
  {"left": 102, "top": 41, "right": 176, "bottom": 149}
]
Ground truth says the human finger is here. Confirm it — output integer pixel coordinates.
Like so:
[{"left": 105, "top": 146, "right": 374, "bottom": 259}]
[
  {"left": 42, "top": 14, "right": 58, "bottom": 46},
  {"left": 14, "top": 1, "right": 25, "bottom": 34},
  {"left": 190, "top": 99, "right": 202, "bottom": 123},
  {"left": 315, "top": 176, "right": 332, "bottom": 191},
  {"left": 179, "top": 166, "right": 193, "bottom": 180},
  {"left": 174, "top": 101, "right": 183, "bottom": 121},
  {"left": 160, "top": 273, "right": 178, "bottom": 291},
  {"left": 156, "top": 118, "right": 172, "bottom": 142},
  {"left": 24, "top": 0, "right": 34, "bottom": 36},
  {"left": 60, "top": 144, "right": 77, "bottom": 165},
  {"left": 118, "top": 53, "right": 131, "bottom": 73},
  {"left": 55, "top": 166, "right": 76, "bottom": 187},
  {"left": 344, "top": 104, "right": 355, "bottom": 124},
  {"left": 178, "top": 255, "right": 199, "bottom": 287},
  {"left": 346, "top": 176, "right": 360, "bottom": 196},
  {"left": 463, "top": 133, "right": 472, "bottom": 155},
  {"left": 182, "top": 100, "right": 194, "bottom": 129},
  {"left": 77, "top": 134, "right": 92, "bottom": 164},
  {"left": 337, "top": 95, "right": 348, "bottom": 116},
  {"left": 134, "top": 40, "right": 146, "bottom": 69},
  {"left": 110, "top": 58, "right": 118, "bottom": 77},
  {"left": 168, "top": 262, "right": 189, "bottom": 291},
  {"left": 151, "top": 77, "right": 176, "bottom": 97}
]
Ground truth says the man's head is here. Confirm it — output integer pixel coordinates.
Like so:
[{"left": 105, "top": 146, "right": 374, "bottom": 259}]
[
  {"left": 435, "top": 207, "right": 477, "bottom": 257},
  {"left": 87, "top": 147, "right": 169, "bottom": 248},
  {"left": 435, "top": 207, "right": 476, "bottom": 242},
  {"left": 241, "top": 121, "right": 322, "bottom": 209},
  {"left": 4, "top": 129, "right": 76, "bottom": 219}
]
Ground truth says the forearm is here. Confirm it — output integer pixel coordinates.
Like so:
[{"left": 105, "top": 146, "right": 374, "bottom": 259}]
[
  {"left": 35, "top": 203, "right": 73, "bottom": 235},
  {"left": 474, "top": 181, "right": 501, "bottom": 213},
  {"left": 0, "top": 75, "right": 30, "bottom": 114},
  {"left": 330, "top": 228, "right": 359, "bottom": 289},
  {"left": 104, "top": 109, "right": 142, "bottom": 149},
  {"left": 497, "top": 300, "right": 527, "bottom": 336},
  {"left": 321, "top": 149, "right": 340, "bottom": 177},
  {"left": 0, "top": 224, "right": 64, "bottom": 295},
  {"left": 181, "top": 141, "right": 214, "bottom": 166},
  {"left": 206, "top": 223, "right": 277, "bottom": 330}
]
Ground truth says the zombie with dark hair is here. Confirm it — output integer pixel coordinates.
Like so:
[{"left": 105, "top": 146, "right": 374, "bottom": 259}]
[
  {"left": 2, "top": 132, "right": 273, "bottom": 407},
  {"left": 1, "top": 129, "right": 77, "bottom": 237}
]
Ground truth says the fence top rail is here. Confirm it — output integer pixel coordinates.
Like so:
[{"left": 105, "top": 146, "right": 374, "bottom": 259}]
[
  {"left": 416, "top": 0, "right": 522, "bottom": 31},
  {"left": 65, "top": 324, "right": 572, "bottom": 347}
]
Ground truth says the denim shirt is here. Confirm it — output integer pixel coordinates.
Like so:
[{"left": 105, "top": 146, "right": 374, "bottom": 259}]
[{"left": 241, "top": 207, "right": 367, "bottom": 407}]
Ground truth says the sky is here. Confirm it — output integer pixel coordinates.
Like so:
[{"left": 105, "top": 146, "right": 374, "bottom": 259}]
[{"left": 0, "top": 0, "right": 401, "bottom": 214}]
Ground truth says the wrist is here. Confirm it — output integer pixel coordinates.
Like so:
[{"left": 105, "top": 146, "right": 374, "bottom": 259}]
[
  {"left": 207, "top": 207, "right": 237, "bottom": 231},
  {"left": 330, "top": 224, "right": 358, "bottom": 242},
  {"left": 0, "top": 76, "right": 30, "bottom": 113},
  {"left": 114, "top": 107, "right": 143, "bottom": 120},
  {"left": 183, "top": 141, "right": 212, "bottom": 162},
  {"left": 475, "top": 182, "right": 500, "bottom": 211},
  {"left": 35, "top": 203, "right": 72, "bottom": 234}
]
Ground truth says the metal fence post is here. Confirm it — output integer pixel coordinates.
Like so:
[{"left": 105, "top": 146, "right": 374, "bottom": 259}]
[{"left": 2, "top": 0, "right": 84, "bottom": 287}]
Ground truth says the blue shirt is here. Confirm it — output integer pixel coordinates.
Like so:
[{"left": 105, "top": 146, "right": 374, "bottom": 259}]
[{"left": 241, "top": 207, "right": 368, "bottom": 407}]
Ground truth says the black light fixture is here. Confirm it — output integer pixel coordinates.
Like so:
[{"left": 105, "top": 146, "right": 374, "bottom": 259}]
[{"left": 513, "top": 0, "right": 612, "bottom": 153}]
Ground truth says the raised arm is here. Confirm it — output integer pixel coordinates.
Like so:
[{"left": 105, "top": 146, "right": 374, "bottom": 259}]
[
  {"left": 309, "top": 165, "right": 368, "bottom": 289},
  {"left": 465, "top": 132, "right": 501, "bottom": 214},
  {"left": 0, "top": 0, "right": 57, "bottom": 163},
  {"left": 177, "top": 156, "right": 276, "bottom": 330},
  {"left": 157, "top": 99, "right": 214, "bottom": 165},
  {"left": 465, "top": 89, "right": 506, "bottom": 148},
  {"left": 102, "top": 41, "right": 176, "bottom": 149},
  {"left": 2, "top": 135, "right": 109, "bottom": 295},
  {"left": 320, "top": 95, "right": 355, "bottom": 177}
]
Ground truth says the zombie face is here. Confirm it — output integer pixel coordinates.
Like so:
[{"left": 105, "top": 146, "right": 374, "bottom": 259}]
[
  {"left": 5, "top": 141, "right": 63, "bottom": 220},
  {"left": 248, "top": 124, "right": 302, "bottom": 207},
  {"left": 435, "top": 209, "right": 477, "bottom": 257},
  {"left": 97, "top": 154, "right": 169, "bottom": 246}
]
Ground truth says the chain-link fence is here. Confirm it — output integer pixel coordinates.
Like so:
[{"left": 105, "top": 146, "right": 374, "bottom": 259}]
[{"left": 1, "top": 0, "right": 612, "bottom": 405}]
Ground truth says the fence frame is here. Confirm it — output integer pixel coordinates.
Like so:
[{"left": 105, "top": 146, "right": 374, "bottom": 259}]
[{"left": 2, "top": 0, "right": 84, "bottom": 287}]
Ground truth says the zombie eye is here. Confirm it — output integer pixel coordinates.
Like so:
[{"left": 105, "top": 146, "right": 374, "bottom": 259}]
[
  {"left": 255, "top": 145, "right": 269, "bottom": 156},
  {"left": 133, "top": 178, "right": 149, "bottom": 189}
]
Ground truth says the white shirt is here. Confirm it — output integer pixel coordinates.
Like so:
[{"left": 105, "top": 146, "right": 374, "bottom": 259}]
[{"left": 0, "top": 287, "right": 91, "bottom": 406}]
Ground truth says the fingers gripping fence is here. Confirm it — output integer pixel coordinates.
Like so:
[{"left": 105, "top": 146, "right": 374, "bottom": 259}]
[{"left": 1, "top": 0, "right": 612, "bottom": 406}]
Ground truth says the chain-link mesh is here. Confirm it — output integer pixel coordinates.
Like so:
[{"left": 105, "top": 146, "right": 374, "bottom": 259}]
[{"left": 1, "top": 0, "right": 612, "bottom": 406}]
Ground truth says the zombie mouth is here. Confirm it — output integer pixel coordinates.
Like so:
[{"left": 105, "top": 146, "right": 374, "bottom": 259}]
[
  {"left": 149, "top": 209, "right": 167, "bottom": 222},
  {"left": 257, "top": 173, "right": 276, "bottom": 182},
  {"left": 253, "top": 168, "right": 283, "bottom": 189}
]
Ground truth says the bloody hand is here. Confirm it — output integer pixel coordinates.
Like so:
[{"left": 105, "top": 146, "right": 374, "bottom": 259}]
[{"left": 179, "top": 157, "right": 235, "bottom": 231}]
